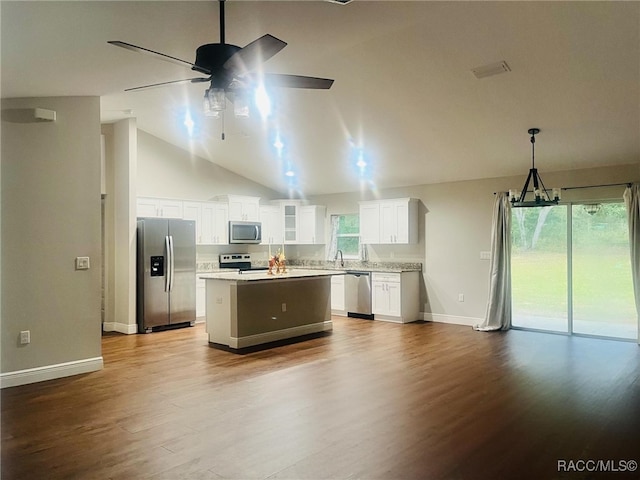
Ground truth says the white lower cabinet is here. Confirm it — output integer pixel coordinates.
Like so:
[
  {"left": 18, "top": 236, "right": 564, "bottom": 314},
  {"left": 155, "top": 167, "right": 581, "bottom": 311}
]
[
  {"left": 331, "top": 275, "right": 346, "bottom": 315},
  {"left": 196, "top": 277, "right": 206, "bottom": 319},
  {"left": 372, "top": 271, "right": 420, "bottom": 323}
]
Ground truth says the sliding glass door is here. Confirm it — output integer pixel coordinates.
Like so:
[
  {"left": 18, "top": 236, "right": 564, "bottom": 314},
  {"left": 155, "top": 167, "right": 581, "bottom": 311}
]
[
  {"left": 511, "top": 201, "right": 637, "bottom": 340},
  {"left": 571, "top": 203, "right": 636, "bottom": 339},
  {"left": 511, "top": 205, "right": 568, "bottom": 333}
]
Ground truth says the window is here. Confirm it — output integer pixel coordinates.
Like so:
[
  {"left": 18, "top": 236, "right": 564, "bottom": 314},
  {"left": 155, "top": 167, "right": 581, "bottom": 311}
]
[{"left": 334, "top": 214, "right": 360, "bottom": 259}]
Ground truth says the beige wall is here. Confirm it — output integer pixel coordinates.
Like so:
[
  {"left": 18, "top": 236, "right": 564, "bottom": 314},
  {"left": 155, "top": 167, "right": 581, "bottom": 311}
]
[
  {"left": 101, "top": 119, "right": 139, "bottom": 333},
  {"left": 311, "top": 163, "right": 640, "bottom": 324},
  {"left": 136, "top": 130, "right": 283, "bottom": 201},
  {"left": 1, "top": 98, "right": 636, "bottom": 385},
  {"left": 1, "top": 97, "right": 102, "bottom": 377}
]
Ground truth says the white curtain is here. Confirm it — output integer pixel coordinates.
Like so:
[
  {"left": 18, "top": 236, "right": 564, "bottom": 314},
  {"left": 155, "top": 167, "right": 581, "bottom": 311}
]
[
  {"left": 359, "top": 242, "right": 368, "bottom": 262},
  {"left": 326, "top": 215, "right": 340, "bottom": 261},
  {"left": 623, "top": 184, "right": 640, "bottom": 344},
  {"left": 475, "top": 192, "right": 512, "bottom": 331}
]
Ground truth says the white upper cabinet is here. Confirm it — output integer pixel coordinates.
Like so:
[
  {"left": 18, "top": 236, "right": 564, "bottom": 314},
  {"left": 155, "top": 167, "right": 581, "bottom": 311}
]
[
  {"left": 298, "top": 205, "right": 326, "bottom": 244},
  {"left": 359, "top": 198, "right": 418, "bottom": 244},
  {"left": 359, "top": 202, "right": 381, "bottom": 244},
  {"left": 137, "top": 197, "right": 183, "bottom": 218},
  {"left": 201, "top": 202, "right": 228, "bottom": 245},
  {"left": 215, "top": 195, "right": 260, "bottom": 221},
  {"left": 260, "top": 205, "right": 283, "bottom": 246},
  {"left": 140, "top": 198, "right": 228, "bottom": 244},
  {"left": 271, "top": 200, "right": 326, "bottom": 245},
  {"left": 182, "top": 201, "right": 204, "bottom": 243},
  {"left": 271, "top": 200, "right": 301, "bottom": 244}
]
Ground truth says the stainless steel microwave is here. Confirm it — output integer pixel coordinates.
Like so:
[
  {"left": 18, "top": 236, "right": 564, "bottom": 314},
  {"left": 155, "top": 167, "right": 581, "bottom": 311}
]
[{"left": 229, "top": 221, "right": 262, "bottom": 244}]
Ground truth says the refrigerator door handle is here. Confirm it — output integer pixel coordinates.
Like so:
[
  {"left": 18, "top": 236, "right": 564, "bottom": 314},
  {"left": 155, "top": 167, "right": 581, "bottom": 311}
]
[
  {"left": 164, "top": 235, "right": 171, "bottom": 292},
  {"left": 169, "top": 235, "right": 175, "bottom": 291}
]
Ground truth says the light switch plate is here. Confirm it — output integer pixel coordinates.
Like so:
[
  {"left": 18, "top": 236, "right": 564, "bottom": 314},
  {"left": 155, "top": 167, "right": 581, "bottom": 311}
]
[{"left": 75, "top": 256, "right": 90, "bottom": 270}]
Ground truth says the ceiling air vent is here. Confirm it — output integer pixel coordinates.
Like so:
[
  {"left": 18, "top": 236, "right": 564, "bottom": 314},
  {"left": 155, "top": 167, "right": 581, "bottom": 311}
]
[{"left": 471, "top": 61, "right": 511, "bottom": 79}]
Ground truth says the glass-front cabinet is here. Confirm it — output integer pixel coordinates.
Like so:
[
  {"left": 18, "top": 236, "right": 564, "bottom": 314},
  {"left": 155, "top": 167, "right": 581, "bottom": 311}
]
[{"left": 284, "top": 203, "right": 298, "bottom": 243}]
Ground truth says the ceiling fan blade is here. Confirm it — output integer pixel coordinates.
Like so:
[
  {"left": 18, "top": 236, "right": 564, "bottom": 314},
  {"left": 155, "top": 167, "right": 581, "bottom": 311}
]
[
  {"left": 124, "top": 77, "right": 211, "bottom": 92},
  {"left": 223, "top": 34, "right": 287, "bottom": 75},
  {"left": 263, "top": 73, "right": 334, "bottom": 89},
  {"left": 108, "top": 40, "right": 210, "bottom": 74}
]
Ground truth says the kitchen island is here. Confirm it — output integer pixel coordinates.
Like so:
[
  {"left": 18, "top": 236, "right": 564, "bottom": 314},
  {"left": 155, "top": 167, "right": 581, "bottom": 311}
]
[{"left": 200, "top": 269, "right": 344, "bottom": 350}]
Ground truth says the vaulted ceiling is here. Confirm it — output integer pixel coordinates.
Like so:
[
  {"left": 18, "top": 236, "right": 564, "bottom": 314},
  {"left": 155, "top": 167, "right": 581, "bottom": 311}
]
[{"left": 2, "top": 1, "right": 639, "bottom": 195}]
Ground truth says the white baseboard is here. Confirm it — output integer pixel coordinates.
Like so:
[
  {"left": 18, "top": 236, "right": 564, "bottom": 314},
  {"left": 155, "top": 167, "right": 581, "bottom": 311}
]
[
  {"left": 230, "top": 321, "right": 333, "bottom": 349},
  {"left": 1, "top": 357, "right": 104, "bottom": 389},
  {"left": 423, "top": 313, "right": 482, "bottom": 327},
  {"left": 102, "top": 322, "right": 137, "bottom": 334}
]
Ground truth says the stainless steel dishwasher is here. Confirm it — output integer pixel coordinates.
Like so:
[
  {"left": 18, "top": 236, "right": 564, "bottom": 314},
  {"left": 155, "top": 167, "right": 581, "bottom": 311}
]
[{"left": 345, "top": 271, "right": 373, "bottom": 319}]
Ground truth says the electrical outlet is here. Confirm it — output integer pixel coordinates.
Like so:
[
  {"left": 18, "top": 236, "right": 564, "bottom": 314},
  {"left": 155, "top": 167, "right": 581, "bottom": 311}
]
[
  {"left": 480, "top": 251, "right": 492, "bottom": 260},
  {"left": 75, "top": 256, "right": 90, "bottom": 270},
  {"left": 458, "top": 293, "right": 464, "bottom": 302},
  {"left": 216, "top": 297, "right": 223, "bottom": 304},
  {"left": 20, "top": 330, "right": 30, "bottom": 345},
  {"left": 282, "top": 303, "right": 287, "bottom": 312}
]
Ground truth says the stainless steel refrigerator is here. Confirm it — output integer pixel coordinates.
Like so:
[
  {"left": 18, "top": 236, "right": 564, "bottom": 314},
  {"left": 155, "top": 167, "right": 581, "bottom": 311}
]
[{"left": 136, "top": 218, "right": 196, "bottom": 333}]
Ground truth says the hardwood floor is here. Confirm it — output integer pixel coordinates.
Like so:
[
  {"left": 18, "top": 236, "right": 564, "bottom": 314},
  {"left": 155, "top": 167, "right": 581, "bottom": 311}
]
[{"left": 2, "top": 317, "right": 640, "bottom": 479}]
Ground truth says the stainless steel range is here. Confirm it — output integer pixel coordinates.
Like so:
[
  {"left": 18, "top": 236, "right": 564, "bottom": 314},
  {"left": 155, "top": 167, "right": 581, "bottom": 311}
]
[{"left": 219, "top": 253, "right": 268, "bottom": 272}]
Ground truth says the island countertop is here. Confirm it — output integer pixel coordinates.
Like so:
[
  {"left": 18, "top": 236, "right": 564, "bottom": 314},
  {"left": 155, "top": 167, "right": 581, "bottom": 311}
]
[
  {"left": 203, "top": 269, "right": 336, "bottom": 349},
  {"left": 199, "top": 269, "right": 345, "bottom": 282}
]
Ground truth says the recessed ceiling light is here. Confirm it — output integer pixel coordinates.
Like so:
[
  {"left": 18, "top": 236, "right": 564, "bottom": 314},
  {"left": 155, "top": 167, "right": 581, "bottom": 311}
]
[{"left": 471, "top": 61, "right": 511, "bottom": 79}]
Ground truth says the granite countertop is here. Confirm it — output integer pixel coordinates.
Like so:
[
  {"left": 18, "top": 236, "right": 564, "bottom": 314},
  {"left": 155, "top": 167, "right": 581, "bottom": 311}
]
[
  {"left": 197, "top": 260, "right": 422, "bottom": 274},
  {"left": 283, "top": 260, "right": 422, "bottom": 273},
  {"left": 199, "top": 269, "right": 345, "bottom": 282}
]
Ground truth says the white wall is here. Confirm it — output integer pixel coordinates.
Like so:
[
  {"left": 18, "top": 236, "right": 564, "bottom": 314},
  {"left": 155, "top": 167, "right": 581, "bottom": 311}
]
[{"left": 1, "top": 97, "right": 103, "bottom": 386}]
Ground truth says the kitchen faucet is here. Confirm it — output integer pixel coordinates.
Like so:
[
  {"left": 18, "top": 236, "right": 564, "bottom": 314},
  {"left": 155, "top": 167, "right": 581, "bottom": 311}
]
[{"left": 335, "top": 249, "right": 344, "bottom": 267}]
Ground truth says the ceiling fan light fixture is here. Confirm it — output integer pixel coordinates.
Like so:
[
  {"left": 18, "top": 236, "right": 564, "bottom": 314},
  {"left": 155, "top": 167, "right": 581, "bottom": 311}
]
[
  {"left": 510, "top": 128, "right": 561, "bottom": 208},
  {"left": 233, "top": 91, "right": 250, "bottom": 118},
  {"left": 205, "top": 88, "right": 226, "bottom": 111},
  {"left": 203, "top": 100, "right": 221, "bottom": 118}
]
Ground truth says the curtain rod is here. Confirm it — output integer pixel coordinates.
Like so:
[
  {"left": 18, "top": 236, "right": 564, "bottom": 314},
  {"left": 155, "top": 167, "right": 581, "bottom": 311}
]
[
  {"left": 494, "top": 182, "right": 633, "bottom": 195},
  {"left": 561, "top": 182, "right": 632, "bottom": 191}
]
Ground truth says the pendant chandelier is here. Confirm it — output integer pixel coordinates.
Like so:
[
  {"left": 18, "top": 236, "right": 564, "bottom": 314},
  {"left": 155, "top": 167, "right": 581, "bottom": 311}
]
[{"left": 509, "top": 128, "right": 560, "bottom": 207}]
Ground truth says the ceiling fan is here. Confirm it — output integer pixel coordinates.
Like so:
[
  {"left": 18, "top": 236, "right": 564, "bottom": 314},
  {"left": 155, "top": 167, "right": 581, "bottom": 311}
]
[{"left": 108, "top": 0, "right": 334, "bottom": 124}]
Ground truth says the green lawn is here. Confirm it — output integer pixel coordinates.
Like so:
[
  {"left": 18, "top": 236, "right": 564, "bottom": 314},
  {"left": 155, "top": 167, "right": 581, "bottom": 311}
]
[{"left": 511, "top": 249, "right": 636, "bottom": 323}]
